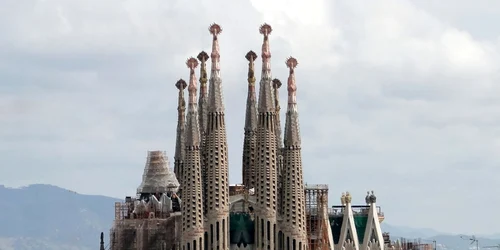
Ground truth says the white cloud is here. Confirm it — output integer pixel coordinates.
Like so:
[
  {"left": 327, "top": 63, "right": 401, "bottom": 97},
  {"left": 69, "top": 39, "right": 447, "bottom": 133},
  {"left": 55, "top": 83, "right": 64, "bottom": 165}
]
[{"left": 1, "top": 0, "right": 499, "bottom": 235}]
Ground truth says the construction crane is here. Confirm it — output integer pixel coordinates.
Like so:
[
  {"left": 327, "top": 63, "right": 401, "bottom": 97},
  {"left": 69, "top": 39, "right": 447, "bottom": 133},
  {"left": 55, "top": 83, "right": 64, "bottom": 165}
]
[
  {"left": 483, "top": 244, "right": 500, "bottom": 249},
  {"left": 461, "top": 235, "right": 479, "bottom": 250}
]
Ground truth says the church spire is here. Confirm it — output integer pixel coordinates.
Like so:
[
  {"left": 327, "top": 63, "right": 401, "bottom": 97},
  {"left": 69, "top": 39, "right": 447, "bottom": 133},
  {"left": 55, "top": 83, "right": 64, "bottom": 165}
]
[
  {"left": 281, "top": 56, "right": 308, "bottom": 247},
  {"left": 197, "top": 50, "right": 210, "bottom": 218},
  {"left": 272, "top": 78, "right": 283, "bottom": 150},
  {"left": 208, "top": 23, "right": 224, "bottom": 113},
  {"left": 272, "top": 78, "right": 285, "bottom": 217},
  {"left": 185, "top": 57, "right": 201, "bottom": 147},
  {"left": 204, "top": 23, "right": 230, "bottom": 250},
  {"left": 173, "top": 78, "right": 187, "bottom": 196},
  {"left": 181, "top": 57, "right": 205, "bottom": 249},
  {"left": 254, "top": 23, "right": 279, "bottom": 250},
  {"left": 284, "top": 57, "right": 301, "bottom": 146},
  {"left": 197, "top": 51, "right": 209, "bottom": 136},
  {"left": 257, "top": 23, "right": 275, "bottom": 113},
  {"left": 242, "top": 50, "right": 258, "bottom": 189}
]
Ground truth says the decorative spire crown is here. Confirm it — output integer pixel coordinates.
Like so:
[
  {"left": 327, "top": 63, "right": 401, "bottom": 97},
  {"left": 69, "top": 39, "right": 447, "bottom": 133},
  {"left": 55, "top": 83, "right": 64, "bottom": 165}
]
[
  {"left": 197, "top": 51, "right": 210, "bottom": 62},
  {"left": 257, "top": 23, "right": 275, "bottom": 112},
  {"left": 197, "top": 51, "right": 209, "bottom": 92},
  {"left": 209, "top": 23, "right": 222, "bottom": 71},
  {"left": 175, "top": 79, "right": 187, "bottom": 110},
  {"left": 286, "top": 57, "right": 298, "bottom": 104},
  {"left": 246, "top": 51, "right": 257, "bottom": 86},
  {"left": 176, "top": 79, "right": 188, "bottom": 90},
  {"left": 259, "top": 23, "right": 273, "bottom": 37},
  {"left": 186, "top": 57, "right": 199, "bottom": 104},
  {"left": 260, "top": 23, "right": 272, "bottom": 74},
  {"left": 246, "top": 50, "right": 258, "bottom": 61},
  {"left": 207, "top": 23, "right": 225, "bottom": 113}
]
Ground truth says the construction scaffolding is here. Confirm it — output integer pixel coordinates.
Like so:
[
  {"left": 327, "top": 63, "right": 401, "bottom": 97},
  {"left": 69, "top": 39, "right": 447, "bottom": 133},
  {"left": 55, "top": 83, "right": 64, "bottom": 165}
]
[
  {"left": 305, "top": 184, "right": 331, "bottom": 250},
  {"left": 109, "top": 215, "right": 181, "bottom": 250},
  {"left": 110, "top": 198, "right": 182, "bottom": 250},
  {"left": 137, "top": 151, "right": 179, "bottom": 195},
  {"left": 108, "top": 150, "right": 182, "bottom": 250}
]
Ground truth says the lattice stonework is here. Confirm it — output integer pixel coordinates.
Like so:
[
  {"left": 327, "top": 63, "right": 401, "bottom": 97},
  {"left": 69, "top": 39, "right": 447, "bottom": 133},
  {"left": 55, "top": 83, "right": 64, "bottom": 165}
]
[
  {"left": 204, "top": 23, "right": 230, "bottom": 250},
  {"left": 174, "top": 79, "right": 187, "bottom": 197},
  {"left": 242, "top": 50, "right": 259, "bottom": 190},
  {"left": 279, "top": 56, "right": 308, "bottom": 249},
  {"left": 181, "top": 57, "right": 205, "bottom": 250},
  {"left": 253, "top": 23, "right": 280, "bottom": 250}
]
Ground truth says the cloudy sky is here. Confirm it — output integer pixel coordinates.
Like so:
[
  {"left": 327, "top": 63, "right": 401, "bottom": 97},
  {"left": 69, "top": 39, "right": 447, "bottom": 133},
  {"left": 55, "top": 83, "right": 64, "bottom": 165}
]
[{"left": 1, "top": 0, "right": 500, "bottom": 235}]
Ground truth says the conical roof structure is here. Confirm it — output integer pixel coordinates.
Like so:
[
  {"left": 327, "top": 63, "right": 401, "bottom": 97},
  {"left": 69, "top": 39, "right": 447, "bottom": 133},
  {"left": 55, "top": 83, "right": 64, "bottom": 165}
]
[{"left": 137, "top": 150, "right": 180, "bottom": 194}]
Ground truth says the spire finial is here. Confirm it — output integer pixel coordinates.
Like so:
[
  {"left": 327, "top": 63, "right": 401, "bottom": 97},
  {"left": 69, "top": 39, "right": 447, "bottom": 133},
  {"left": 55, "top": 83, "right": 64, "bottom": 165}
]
[
  {"left": 286, "top": 57, "right": 298, "bottom": 105},
  {"left": 257, "top": 23, "right": 275, "bottom": 112},
  {"left": 260, "top": 23, "right": 272, "bottom": 74},
  {"left": 246, "top": 50, "right": 258, "bottom": 86},
  {"left": 197, "top": 51, "right": 210, "bottom": 96},
  {"left": 186, "top": 57, "right": 199, "bottom": 104},
  {"left": 209, "top": 23, "right": 222, "bottom": 72},
  {"left": 259, "top": 23, "right": 273, "bottom": 37},
  {"left": 176, "top": 79, "right": 188, "bottom": 91},
  {"left": 175, "top": 78, "right": 187, "bottom": 109}
]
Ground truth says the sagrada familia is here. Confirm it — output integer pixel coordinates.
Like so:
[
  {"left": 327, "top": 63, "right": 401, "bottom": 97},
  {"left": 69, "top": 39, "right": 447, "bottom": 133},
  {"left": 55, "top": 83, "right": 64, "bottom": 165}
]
[{"left": 107, "top": 23, "right": 407, "bottom": 250}]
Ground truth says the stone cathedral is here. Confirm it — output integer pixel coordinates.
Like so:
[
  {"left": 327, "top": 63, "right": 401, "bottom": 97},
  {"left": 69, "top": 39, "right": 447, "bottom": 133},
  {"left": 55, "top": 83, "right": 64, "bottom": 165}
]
[
  {"left": 109, "top": 22, "right": 389, "bottom": 250},
  {"left": 174, "top": 22, "right": 308, "bottom": 250}
]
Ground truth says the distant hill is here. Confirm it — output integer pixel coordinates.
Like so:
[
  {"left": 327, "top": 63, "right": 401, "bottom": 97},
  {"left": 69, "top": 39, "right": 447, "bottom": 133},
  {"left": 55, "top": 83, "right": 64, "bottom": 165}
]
[
  {"left": 380, "top": 224, "right": 500, "bottom": 250},
  {"left": 0, "top": 184, "right": 120, "bottom": 250},
  {"left": 0, "top": 184, "right": 498, "bottom": 250},
  {"left": 381, "top": 223, "right": 446, "bottom": 239}
]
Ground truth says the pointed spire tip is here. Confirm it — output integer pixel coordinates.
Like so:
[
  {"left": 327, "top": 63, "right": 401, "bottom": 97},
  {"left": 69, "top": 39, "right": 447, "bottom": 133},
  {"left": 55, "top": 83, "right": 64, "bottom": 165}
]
[
  {"left": 247, "top": 51, "right": 257, "bottom": 86},
  {"left": 187, "top": 57, "right": 198, "bottom": 104},
  {"left": 198, "top": 51, "right": 209, "bottom": 92},
  {"left": 286, "top": 57, "right": 298, "bottom": 104}
]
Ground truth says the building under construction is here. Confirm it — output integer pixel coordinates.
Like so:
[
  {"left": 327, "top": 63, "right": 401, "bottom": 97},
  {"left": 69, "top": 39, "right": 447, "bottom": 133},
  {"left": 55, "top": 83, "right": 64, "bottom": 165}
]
[
  {"left": 109, "top": 151, "right": 182, "bottom": 249},
  {"left": 107, "top": 23, "right": 407, "bottom": 250}
]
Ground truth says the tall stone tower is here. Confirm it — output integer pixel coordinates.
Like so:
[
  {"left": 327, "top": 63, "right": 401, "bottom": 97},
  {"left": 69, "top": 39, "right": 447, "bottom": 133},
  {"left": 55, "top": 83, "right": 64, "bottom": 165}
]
[
  {"left": 174, "top": 78, "right": 187, "bottom": 197},
  {"left": 205, "top": 23, "right": 230, "bottom": 250},
  {"left": 272, "top": 78, "right": 284, "bottom": 217},
  {"left": 198, "top": 51, "right": 210, "bottom": 137},
  {"left": 281, "top": 57, "right": 308, "bottom": 249},
  {"left": 254, "top": 23, "right": 279, "bottom": 250},
  {"left": 272, "top": 78, "right": 283, "bottom": 152},
  {"left": 242, "top": 50, "right": 258, "bottom": 190},
  {"left": 181, "top": 58, "right": 205, "bottom": 250},
  {"left": 197, "top": 51, "right": 210, "bottom": 216}
]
